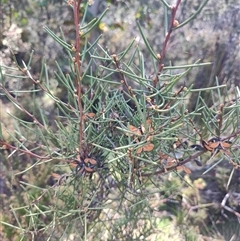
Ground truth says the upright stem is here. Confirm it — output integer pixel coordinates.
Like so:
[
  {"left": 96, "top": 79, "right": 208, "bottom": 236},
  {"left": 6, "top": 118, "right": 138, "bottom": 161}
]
[
  {"left": 73, "top": 0, "right": 83, "bottom": 152},
  {"left": 154, "top": 0, "right": 181, "bottom": 87}
]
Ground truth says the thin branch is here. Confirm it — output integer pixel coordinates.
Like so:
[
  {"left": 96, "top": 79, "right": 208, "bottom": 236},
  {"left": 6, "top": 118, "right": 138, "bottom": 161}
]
[
  {"left": 221, "top": 192, "right": 240, "bottom": 218},
  {"left": 162, "top": 85, "right": 185, "bottom": 110},
  {"left": 0, "top": 83, "right": 45, "bottom": 129},
  {"left": 0, "top": 140, "right": 50, "bottom": 160},
  {"left": 112, "top": 54, "right": 134, "bottom": 97},
  {"left": 73, "top": 0, "right": 84, "bottom": 152},
  {"left": 153, "top": 0, "right": 182, "bottom": 87},
  {"left": 141, "top": 150, "right": 205, "bottom": 177}
]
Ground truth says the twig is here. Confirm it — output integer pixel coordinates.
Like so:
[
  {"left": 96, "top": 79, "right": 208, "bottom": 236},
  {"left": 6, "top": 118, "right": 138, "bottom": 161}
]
[
  {"left": 221, "top": 192, "right": 240, "bottom": 219},
  {"left": 112, "top": 54, "right": 134, "bottom": 97},
  {"left": 162, "top": 85, "right": 185, "bottom": 110},
  {"left": 0, "top": 83, "right": 45, "bottom": 129},
  {"left": 216, "top": 104, "right": 224, "bottom": 136},
  {"left": 73, "top": 0, "right": 84, "bottom": 152},
  {"left": 141, "top": 150, "right": 205, "bottom": 177},
  {"left": 153, "top": 0, "right": 182, "bottom": 87},
  {"left": 0, "top": 140, "right": 50, "bottom": 160}
]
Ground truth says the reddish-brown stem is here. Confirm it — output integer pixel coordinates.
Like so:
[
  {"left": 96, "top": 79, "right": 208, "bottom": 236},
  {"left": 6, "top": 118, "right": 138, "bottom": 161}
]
[
  {"left": 141, "top": 150, "right": 205, "bottom": 177},
  {"left": 222, "top": 129, "right": 240, "bottom": 141},
  {"left": 112, "top": 55, "right": 134, "bottom": 97},
  {"left": 189, "top": 114, "right": 240, "bottom": 142},
  {"left": 162, "top": 85, "right": 184, "bottom": 110},
  {"left": 154, "top": 0, "right": 182, "bottom": 87},
  {"left": 22, "top": 67, "right": 77, "bottom": 111},
  {"left": 188, "top": 118, "right": 203, "bottom": 140},
  {"left": 0, "top": 140, "right": 50, "bottom": 160},
  {"left": 217, "top": 104, "right": 224, "bottom": 136},
  {"left": 0, "top": 83, "right": 45, "bottom": 129},
  {"left": 73, "top": 0, "right": 84, "bottom": 152}
]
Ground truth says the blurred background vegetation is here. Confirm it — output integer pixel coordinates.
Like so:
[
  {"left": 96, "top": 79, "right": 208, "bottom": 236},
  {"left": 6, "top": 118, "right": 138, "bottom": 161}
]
[{"left": 1, "top": 0, "right": 240, "bottom": 240}]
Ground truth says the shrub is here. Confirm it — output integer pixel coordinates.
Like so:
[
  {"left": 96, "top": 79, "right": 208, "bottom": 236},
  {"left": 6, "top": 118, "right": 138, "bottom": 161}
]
[{"left": 1, "top": 1, "right": 240, "bottom": 240}]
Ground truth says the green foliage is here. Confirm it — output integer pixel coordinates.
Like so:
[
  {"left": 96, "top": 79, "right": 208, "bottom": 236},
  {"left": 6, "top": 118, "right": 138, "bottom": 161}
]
[{"left": 1, "top": 0, "right": 240, "bottom": 240}]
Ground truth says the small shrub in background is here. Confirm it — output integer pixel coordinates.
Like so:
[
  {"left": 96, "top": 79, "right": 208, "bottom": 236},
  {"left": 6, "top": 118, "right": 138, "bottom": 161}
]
[{"left": 1, "top": 1, "right": 240, "bottom": 240}]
